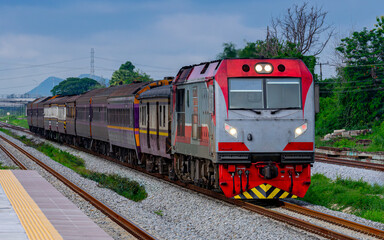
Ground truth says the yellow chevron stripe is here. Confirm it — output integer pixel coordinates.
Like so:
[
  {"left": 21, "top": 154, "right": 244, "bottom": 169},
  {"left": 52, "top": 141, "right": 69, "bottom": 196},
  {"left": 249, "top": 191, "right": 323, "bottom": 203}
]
[
  {"left": 280, "top": 191, "right": 289, "bottom": 198},
  {"left": 243, "top": 191, "right": 253, "bottom": 199},
  {"left": 260, "top": 183, "right": 272, "bottom": 192},
  {"left": 251, "top": 188, "right": 265, "bottom": 199},
  {"left": 233, "top": 183, "right": 298, "bottom": 199},
  {"left": 268, "top": 188, "right": 281, "bottom": 199}
]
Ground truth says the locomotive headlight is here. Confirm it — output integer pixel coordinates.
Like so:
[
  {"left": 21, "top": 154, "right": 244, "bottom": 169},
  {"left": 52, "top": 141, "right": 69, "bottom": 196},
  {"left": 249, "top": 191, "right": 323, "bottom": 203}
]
[
  {"left": 255, "top": 64, "right": 263, "bottom": 73},
  {"left": 295, "top": 123, "right": 308, "bottom": 138},
  {"left": 225, "top": 123, "right": 238, "bottom": 138},
  {"left": 255, "top": 63, "right": 273, "bottom": 74},
  {"left": 264, "top": 64, "right": 272, "bottom": 73}
]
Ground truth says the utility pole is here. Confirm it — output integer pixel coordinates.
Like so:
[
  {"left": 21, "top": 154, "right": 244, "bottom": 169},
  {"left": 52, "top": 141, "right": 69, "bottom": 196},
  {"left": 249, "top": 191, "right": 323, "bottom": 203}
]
[
  {"left": 90, "top": 48, "right": 95, "bottom": 79},
  {"left": 316, "top": 62, "right": 330, "bottom": 81}
]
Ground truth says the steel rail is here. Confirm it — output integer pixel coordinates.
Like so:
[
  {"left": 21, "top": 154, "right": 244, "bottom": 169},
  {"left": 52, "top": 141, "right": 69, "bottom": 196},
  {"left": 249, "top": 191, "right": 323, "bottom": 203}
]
[
  {"left": 315, "top": 154, "right": 384, "bottom": 172},
  {"left": 282, "top": 202, "right": 384, "bottom": 239},
  {"left": 1, "top": 123, "right": 381, "bottom": 239},
  {"left": 0, "top": 135, "right": 155, "bottom": 240},
  {"left": 0, "top": 141, "right": 27, "bottom": 170}
]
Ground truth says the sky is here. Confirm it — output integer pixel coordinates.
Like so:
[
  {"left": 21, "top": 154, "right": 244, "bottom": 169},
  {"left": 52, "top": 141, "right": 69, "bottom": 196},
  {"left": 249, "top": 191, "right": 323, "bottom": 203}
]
[{"left": 0, "top": 0, "right": 383, "bottom": 96}]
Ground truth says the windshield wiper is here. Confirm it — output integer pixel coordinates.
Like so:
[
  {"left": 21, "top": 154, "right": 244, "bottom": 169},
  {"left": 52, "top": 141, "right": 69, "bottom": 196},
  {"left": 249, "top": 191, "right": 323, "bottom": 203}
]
[
  {"left": 235, "top": 108, "right": 261, "bottom": 114},
  {"left": 271, "top": 107, "right": 299, "bottom": 115}
]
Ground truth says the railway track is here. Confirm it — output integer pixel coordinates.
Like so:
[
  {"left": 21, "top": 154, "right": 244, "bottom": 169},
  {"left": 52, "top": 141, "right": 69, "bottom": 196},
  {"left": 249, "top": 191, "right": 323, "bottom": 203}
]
[
  {"left": 2, "top": 122, "right": 384, "bottom": 239},
  {"left": 0, "top": 132, "right": 155, "bottom": 240},
  {"left": 280, "top": 202, "right": 384, "bottom": 239},
  {"left": 315, "top": 153, "right": 384, "bottom": 172}
]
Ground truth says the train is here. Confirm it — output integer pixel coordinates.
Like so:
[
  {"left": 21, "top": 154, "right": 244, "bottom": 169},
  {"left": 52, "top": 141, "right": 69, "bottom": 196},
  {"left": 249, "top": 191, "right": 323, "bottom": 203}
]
[{"left": 27, "top": 58, "right": 316, "bottom": 200}]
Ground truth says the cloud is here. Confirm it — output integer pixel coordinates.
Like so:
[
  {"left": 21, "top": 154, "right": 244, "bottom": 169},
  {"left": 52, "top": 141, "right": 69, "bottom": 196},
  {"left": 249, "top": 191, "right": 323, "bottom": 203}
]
[{"left": 0, "top": 4, "right": 267, "bottom": 95}]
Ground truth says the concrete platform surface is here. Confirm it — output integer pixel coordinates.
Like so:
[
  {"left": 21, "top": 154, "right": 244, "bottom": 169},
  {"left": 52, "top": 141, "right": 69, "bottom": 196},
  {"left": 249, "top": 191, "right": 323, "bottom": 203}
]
[{"left": 0, "top": 170, "right": 113, "bottom": 240}]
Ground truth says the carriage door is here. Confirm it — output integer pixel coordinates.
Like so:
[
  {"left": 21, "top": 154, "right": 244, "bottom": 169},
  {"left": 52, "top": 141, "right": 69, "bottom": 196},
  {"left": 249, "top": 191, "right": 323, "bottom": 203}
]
[
  {"left": 156, "top": 101, "right": 160, "bottom": 150},
  {"left": 147, "top": 102, "right": 150, "bottom": 148}
]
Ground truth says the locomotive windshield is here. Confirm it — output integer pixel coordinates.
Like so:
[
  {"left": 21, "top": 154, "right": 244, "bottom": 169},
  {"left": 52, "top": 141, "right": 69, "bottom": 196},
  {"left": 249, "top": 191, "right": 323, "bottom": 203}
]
[
  {"left": 229, "top": 78, "right": 263, "bottom": 109},
  {"left": 229, "top": 78, "right": 301, "bottom": 109}
]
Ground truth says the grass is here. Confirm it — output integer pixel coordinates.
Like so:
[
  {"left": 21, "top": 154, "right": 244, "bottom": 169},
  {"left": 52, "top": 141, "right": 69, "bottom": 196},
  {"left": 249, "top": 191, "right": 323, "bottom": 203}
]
[
  {"left": 0, "top": 115, "right": 28, "bottom": 129},
  {"left": 81, "top": 171, "right": 148, "bottom": 202},
  {"left": 154, "top": 210, "right": 163, "bottom": 216},
  {"left": 0, "top": 128, "right": 147, "bottom": 202},
  {"left": 0, "top": 162, "right": 18, "bottom": 170},
  {"left": 302, "top": 173, "right": 384, "bottom": 223}
]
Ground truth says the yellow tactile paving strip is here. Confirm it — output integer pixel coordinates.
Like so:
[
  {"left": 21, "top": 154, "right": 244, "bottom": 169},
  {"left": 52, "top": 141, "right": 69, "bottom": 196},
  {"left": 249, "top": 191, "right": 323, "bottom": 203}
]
[{"left": 0, "top": 170, "right": 63, "bottom": 240}]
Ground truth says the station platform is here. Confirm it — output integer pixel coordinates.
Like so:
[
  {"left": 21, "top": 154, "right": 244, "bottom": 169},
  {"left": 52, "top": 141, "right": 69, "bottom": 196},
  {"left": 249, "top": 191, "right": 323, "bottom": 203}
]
[{"left": 0, "top": 170, "right": 112, "bottom": 240}]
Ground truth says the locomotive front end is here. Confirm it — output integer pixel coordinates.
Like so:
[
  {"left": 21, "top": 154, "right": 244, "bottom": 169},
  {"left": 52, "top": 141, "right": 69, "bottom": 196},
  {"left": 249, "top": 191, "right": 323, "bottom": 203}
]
[{"left": 215, "top": 59, "right": 315, "bottom": 199}]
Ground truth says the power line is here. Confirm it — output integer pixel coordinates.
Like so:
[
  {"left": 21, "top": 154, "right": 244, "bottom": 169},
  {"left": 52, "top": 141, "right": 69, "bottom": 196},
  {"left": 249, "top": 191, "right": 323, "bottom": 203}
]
[
  {"left": 317, "top": 78, "right": 383, "bottom": 84},
  {"left": 0, "top": 83, "right": 37, "bottom": 90},
  {"left": 0, "top": 57, "right": 89, "bottom": 71},
  {"left": 320, "top": 87, "right": 384, "bottom": 93},
  {"left": 95, "top": 66, "right": 174, "bottom": 73},
  {"left": 0, "top": 68, "right": 88, "bottom": 81},
  {"left": 95, "top": 57, "right": 175, "bottom": 70},
  {"left": 317, "top": 62, "right": 384, "bottom": 68}
]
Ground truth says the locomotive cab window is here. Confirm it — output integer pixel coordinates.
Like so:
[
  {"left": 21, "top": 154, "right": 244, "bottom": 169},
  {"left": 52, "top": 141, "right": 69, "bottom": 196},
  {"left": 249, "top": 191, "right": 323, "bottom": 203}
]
[
  {"left": 228, "top": 77, "right": 302, "bottom": 110},
  {"left": 229, "top": 78, "right": 263, "bottom": 109},
  {"left": 266, "top": 78, "right": 301, "bottom": 109}
]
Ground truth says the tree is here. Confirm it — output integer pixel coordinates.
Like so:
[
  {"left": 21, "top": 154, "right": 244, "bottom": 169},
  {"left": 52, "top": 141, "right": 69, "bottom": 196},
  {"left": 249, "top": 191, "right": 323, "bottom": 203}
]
[
  {"left": 51, "top": 77, "right": 101, "bottom": 95},
  {"left": 109, "top": 61, "right": 152, "bottom": 86},
  {"left": 217, "top": 42, "right": 238, "bottom": 59},
  {"left": 333, "top": 16, "right": 384, "bottom": 129},
  {"left": 270, "top": 2, "right": 334, "bottom": 56}
]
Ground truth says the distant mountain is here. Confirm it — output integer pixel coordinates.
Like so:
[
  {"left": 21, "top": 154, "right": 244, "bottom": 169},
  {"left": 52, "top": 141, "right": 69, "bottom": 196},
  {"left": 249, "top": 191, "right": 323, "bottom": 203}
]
[
  {"left": 26, "top": 76, "right": 64, "bottom": 97},
  {"left": 25, "top": 74, "right": 110, "bottom": 97}
]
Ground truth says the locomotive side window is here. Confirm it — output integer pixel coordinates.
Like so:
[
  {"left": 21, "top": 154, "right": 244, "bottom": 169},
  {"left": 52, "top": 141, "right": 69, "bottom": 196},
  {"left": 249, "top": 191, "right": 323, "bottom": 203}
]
[
  {"left": 229, "top": 78, "right": 263, "bottom": 109},
  {"left": 176, "top": 89, "right": 185, "bottom": 136},
  {"left": 266, "top": 78, "right": 301, "bottom": 109}
]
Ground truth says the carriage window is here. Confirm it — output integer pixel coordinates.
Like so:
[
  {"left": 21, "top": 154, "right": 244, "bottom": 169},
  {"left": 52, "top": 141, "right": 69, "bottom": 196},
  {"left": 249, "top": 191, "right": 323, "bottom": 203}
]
[{"left": 229, "top": 78, "right": 263, "bottom": 109}]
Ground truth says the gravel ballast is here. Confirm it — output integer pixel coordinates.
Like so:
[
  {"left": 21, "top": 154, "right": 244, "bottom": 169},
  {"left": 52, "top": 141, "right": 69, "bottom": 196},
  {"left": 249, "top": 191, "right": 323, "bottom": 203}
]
[
  {"left": 1, "top": 128, "right": 384, "bottom": 239},
  {"left": 312, "top": 161, "right": 384, "bottom": 186}
]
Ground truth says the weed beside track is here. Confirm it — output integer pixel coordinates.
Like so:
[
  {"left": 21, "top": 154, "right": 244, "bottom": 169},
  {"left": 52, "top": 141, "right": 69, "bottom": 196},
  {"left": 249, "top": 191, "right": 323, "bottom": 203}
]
[
  {"left": 302, "top": 173, "right": 384, "bottom": 223},
  {"left": 0, "top": 128, "right": 147, "bottom": 202}
]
